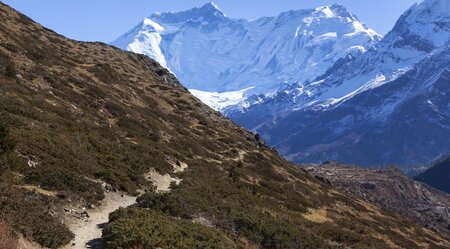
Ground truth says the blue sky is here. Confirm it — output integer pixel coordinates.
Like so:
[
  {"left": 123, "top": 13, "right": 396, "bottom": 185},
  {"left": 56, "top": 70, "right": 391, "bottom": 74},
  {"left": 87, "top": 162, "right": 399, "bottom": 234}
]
[{"left": 2, "top": 0, "right": 420, "bottom": 42}]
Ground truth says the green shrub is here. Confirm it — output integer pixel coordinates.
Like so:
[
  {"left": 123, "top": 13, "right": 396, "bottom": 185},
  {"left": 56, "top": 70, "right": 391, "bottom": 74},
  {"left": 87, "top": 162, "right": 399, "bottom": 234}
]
[
  {"left": 103, "top": 208, "right": 236, "bottom": 249},
  {"left": 24, "top": 165, "right": 104, "bottom": 204},
  {"left": 0, "top": 52, "right": 16, "bottom": 79},
  {"left": 31, "top": 215, "right": 74, "bottom": 249},
  {"left": 135, "top": 179, "right": 327, "bottom": 249},
  {"left": 229, "top": 210, "right": 325, "bottom": 249},
  {"left": 0, "top": 184, "right": 74, "bottom": 248}
]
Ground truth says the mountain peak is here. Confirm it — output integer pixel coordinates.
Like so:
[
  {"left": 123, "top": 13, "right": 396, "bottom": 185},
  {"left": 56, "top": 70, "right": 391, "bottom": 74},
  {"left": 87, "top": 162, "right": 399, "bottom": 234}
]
[
  {"left": 201, "top": 2, "right": 222, "bottom": 12},
  {"left": 330, "top": 3, "right": 358, "bottom": 19},
  {"left": 390, "top": 0, "right": 450, "bottom": 48},
  {"left": 196, "top": 2, "right": 225, "bottom": 17},
  {"left": 314, "top": 4, "right": 358, "bottom": 20},
  {"left": 419, "top": 0, "right": 450, "bottom": 10},
  {"left": 149, "top": 2, "right": 225, "bottom": 24},
  {"left": 408, "top": 0, "right": 450, "bottom": 17},
  {"left": 329, "top": 3, "right": 348, "bottom": 12}
]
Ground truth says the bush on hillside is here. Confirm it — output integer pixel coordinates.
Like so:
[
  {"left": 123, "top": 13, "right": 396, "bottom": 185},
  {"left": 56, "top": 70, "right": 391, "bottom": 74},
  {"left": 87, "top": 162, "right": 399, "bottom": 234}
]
[
  {"left": 0, "top": 184, "right": 74, "bottom": 249},
  {"left": 0, "top": 52, "right": 16, "bottom": 79},
  {"left": 103, "top": 208, "right": 236, "bottom": 249}
]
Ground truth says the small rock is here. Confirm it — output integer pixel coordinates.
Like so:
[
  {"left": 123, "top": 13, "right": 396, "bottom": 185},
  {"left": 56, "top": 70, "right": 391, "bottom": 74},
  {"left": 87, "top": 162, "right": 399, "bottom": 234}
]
[{"left": 81, "top": 211, "right": 90, "bottom": 218}]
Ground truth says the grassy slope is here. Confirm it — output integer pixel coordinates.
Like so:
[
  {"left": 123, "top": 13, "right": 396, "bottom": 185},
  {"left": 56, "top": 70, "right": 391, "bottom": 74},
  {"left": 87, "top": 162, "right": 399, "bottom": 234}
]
[{"left": 0, "top": 2, "right": 448, "bottom": 248}]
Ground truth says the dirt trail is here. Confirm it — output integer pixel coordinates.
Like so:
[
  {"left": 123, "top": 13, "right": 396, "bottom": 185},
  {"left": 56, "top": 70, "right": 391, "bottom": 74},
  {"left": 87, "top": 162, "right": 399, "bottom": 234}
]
[
  {"left": 63, "top": 161, "right": 188, "bottom": 248},
  {"left": 145, "top": 169, "right": 181, "bottom": 193},
  {"left": 63, "top": 192, "right": 136, "bottom": 249},
  {"left": 18, "top": 236, "right": 44, "bottom": 249},
  {"left": 145, "top": 160, "right": 188, "bottom": 193}
]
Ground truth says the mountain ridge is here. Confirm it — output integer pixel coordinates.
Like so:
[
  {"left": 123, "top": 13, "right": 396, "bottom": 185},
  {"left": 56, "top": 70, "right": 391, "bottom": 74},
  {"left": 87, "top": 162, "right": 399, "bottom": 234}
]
[
  {"left": 229, "top": 0, "right": 450, "bottom": 168},
  {"left": 416, "top": 153, "right": 450, "bottom": 194},
  {"left": 306, "top": 162, "right": 450, "bottom": 237},
  {"left": 111, "top": 2, "right": 380, "bottom": 102}
]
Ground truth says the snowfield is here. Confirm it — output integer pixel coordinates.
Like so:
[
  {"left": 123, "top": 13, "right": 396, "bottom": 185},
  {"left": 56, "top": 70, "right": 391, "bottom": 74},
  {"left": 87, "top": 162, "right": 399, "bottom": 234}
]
[
  {"left": 111, "top": 2, "right": 380, "bottom": 109},
  {"left": 189, "top": 87, "right": 253, "bottom": 111}
]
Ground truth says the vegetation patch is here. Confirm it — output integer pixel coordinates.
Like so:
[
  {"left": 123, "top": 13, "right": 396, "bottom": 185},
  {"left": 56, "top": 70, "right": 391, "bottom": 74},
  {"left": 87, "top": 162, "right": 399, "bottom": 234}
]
[
  {"left": 0, "top": 51, "right": 16, "bottom": 79},
  {"left": 0, "top": 184, "right": 74, "bottom": 248},
  {"left": 103, "top": 208, "right": 236, "bottom": 249},
  {"left": 302, "top": 208, "right": 333, "bottom": 223}
]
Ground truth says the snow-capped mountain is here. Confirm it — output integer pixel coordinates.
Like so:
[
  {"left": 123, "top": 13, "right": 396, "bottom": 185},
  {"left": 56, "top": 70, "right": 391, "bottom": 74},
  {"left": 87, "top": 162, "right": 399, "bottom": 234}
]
[
  {"left": 111, "top": 2, "right": 380, "bottom": 110},
  {"left": 230, "top": 0, "right": 450, "bottom": 168},
  {"left": 229, "top": 0, "right": 450, "bottom": 114},
  {"left": 189, "top": 87, "right": 253, "bottom": 112}
]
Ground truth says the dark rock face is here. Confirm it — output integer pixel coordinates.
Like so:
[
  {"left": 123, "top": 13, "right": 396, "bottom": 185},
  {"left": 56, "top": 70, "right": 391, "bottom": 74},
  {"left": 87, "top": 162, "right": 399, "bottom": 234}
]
[
  {"left": 305, "top": 162, "right": 450, "bottom": 238},
  {"left": 416, "top": 156, "right": 450, "bottom": 194}
]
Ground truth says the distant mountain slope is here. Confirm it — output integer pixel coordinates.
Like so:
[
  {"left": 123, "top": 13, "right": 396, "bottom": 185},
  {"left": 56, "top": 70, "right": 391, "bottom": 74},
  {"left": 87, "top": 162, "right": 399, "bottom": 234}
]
[
  {"left": 111, "top": 2, "right": 380, "bottom": 99},
  {"left": 416, "top": 156, "right": 450, "bottom": 195},
  {"left": 306, "top": 162, "right": 450, "bottom": 237},
  {"left": 230, "top": 0, "right": 450, "bottom": 168},
  {"left": 0, "top": 2, "right": 449, "bottom": 249}
]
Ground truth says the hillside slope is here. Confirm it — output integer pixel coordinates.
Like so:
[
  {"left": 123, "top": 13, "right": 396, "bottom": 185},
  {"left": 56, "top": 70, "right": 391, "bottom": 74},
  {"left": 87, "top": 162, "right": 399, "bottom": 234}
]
[
  {"left": 306, "top": 162, "right": 450, "bottom": 237},
  {"left": 0, "top": 2, "right": 448, "bottom": 249}
]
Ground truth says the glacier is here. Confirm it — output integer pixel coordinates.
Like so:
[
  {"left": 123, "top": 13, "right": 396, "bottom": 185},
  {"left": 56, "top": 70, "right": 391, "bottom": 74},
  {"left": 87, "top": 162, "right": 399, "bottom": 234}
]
[{"left": 111, "top": 2, "right": 380, "bottom": 106}]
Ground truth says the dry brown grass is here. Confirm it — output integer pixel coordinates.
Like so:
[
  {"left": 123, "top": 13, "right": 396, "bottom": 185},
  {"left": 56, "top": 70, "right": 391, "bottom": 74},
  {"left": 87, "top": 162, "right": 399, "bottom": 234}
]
[
  {"left": 0, "top": 221, "right": 18, "bottom": 249},
  {"left": 302, "top": 207, "right": 333, "bottom": 223}
]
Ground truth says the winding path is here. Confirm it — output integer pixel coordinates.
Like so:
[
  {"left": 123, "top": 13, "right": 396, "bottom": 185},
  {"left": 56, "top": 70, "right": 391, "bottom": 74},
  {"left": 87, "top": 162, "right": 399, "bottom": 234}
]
[
  {"left": 63, "top": 161, "right": 188, "bottom": 248},
  {"left": 63, "top": 192, "right": 137, "bottom": 249}
]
